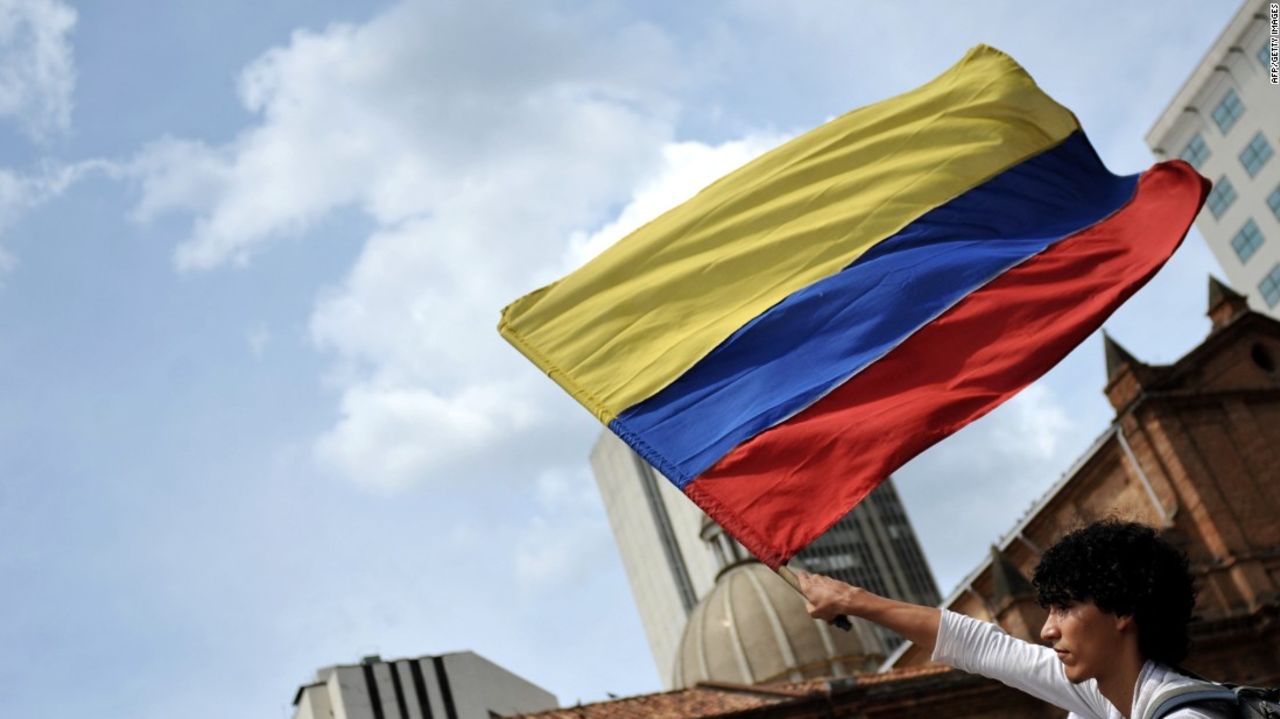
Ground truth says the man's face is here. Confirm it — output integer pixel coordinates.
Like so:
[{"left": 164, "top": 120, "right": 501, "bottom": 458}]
[{"left": 1039, "top": 600, "right": 1131, "bottom": 683}]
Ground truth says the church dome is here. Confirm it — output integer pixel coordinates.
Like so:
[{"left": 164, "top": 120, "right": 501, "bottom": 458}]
[{"left": 672, "top": 560, "right": 885, "bottom": 689}]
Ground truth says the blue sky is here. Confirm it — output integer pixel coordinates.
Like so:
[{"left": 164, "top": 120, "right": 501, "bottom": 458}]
[{"left": 0, "top": 1, "right": 1240, "bottom": 716}]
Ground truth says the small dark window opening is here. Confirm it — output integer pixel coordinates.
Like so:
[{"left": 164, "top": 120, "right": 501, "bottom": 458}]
[{"left": 1252, "top": 343, "right": 1276, "bottom": 374}]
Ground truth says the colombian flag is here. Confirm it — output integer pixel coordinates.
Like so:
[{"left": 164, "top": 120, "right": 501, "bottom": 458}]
[{"left": 498, "top": 46, "right": 1208, "bottom": 568}]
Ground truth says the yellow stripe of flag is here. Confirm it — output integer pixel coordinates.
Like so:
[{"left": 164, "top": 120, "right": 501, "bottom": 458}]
[{"left": 499, "top": 45, "right": 1079, "bottom": 424}]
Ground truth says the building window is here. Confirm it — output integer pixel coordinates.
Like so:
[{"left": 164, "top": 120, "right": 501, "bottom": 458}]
[
  {"left": 1269, "top": 186, "right": 1280, "bottom": 221},
  {"left": 1207, "top": 176, "right": 1238, "bottom": 218},
  {"left": 1212, "top": 88, "right": 1245, "bottom": 135},
  {"left": 828, "top": 552, "right": 859, "bottom": 570},
  {"left": 1260, "top": 264, "right": 1280, "bottom": 307},
  {"left": 1179, "top": 133, "right": 1211, "bottom": 169},
  {"left": 1232, "top": 219, "right": 1264, "bottom": 264},
  {"left": 1261, "top": 42, "right": 1273, "bottom": 70},
  {"left": 1239, "top": 132, "right": 1274, "bottom": 177}
]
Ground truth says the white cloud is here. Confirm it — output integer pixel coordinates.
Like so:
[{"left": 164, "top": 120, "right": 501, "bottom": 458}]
[
  {"left": 563, "top": 135, "right": 787, "bottom": 271},
  {"left": 305, "top": 126, "right": 795, "bottom": 491},
  {"left": 133, "top": 0, "right": 681, "bottom": 272},
  {"left": 129, "top": 0, "right": 726, "bottom": 490},
  {"left": 993, "top": 383, "right": 1072, "bottom": 460},
  {"left": 313, "top": 378, "right": 546, "bottom": 492},
  {"left": 514, "top": 469, "right": 614, "bottom": 590},
  {"left": 0, "top": 0, "right": 76, "bottom": 139}
]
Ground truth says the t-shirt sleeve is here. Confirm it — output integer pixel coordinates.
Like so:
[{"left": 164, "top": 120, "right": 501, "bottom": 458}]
[{"left": 931, "top": 609, "right": 1110, "bottom": 718}]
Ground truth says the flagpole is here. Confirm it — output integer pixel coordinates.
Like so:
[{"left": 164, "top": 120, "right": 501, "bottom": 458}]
[{"left": 774, "top": 564, "right": 853, "bottom": 631}]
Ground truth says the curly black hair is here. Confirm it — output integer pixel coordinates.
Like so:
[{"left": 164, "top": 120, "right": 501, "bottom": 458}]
[{"left": 1032, "top": 520, "right": 1195, "bottom": 665}]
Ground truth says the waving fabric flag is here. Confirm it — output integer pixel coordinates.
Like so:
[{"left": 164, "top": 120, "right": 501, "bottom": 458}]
[{"left": 498, "top": 45, "right": 1209, "bottom": 569}]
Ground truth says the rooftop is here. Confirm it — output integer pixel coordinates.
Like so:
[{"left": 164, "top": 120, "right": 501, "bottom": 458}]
[{"left": 513, "top": 666, "right": 956, "bottom": 719}]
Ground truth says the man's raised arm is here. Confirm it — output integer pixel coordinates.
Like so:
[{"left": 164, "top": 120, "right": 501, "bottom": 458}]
[{"left": 794, "top": 570, "right": 941, "bottom": 653}]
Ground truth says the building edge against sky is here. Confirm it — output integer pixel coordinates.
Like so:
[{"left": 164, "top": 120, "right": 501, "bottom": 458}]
[
  {"left": 590, "top": 432, "right": 939, "bottom": 687},
  {"left": 1147, "top": 0, "right": 1280, "bottom": 316}
]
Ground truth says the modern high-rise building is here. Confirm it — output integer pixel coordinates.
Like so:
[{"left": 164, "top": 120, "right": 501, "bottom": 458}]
[
  {"left": 1147, "top": 0, "right": 1280, "bottom": 315},
  {"left": 290, "top": 652, "right": 557, "bottom": 719},
  {"left": 590, "top": 431, "right": 940, "bottom": 686}
]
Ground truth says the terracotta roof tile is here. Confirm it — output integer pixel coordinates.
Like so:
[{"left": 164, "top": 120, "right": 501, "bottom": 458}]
[
  {"left": 850, "top": 663, "right": 954, "bottom": 685},
  {"left": 514, "top": 667, "right": 961, "bottom": 719},
  {"left": 513, "top": 682, "right": 813, "bottom": 719}
]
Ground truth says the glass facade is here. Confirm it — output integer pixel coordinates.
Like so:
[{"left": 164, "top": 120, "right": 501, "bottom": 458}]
[
  {"left": 1260, "top": 264, "right": 1280, "bottom": 308},
  {"left": 1179, "top": 133, "right": 1210, "bottom": 169},
  {"left": 1268, "top": 186, "right": 1280, "bottom": 222},
  {"left": 1239, "top": 132, "right": 1274, "bottom": 177},
  {"left": 1207, "top": 175, "right": 1238, "bottom": 219},
  {"left": 1231, "top": 219, "right": 1264, "bottom": 264},
  {"left": 1212, "top": 88, "right": 1245, "bottom": 135}
]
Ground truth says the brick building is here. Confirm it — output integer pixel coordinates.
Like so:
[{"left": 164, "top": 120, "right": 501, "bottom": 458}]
[{"left": 516, "top": 277, "right": 1280, "bottom": 719}]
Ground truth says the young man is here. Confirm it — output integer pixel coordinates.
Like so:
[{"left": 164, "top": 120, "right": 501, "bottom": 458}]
[{"left": 797, "top": 520, "right": 1228, "bottom": 719}]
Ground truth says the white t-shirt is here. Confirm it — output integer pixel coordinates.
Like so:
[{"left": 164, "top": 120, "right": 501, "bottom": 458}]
[{"left": 931, "top": 610, "right": 1229, "bottom": 719}]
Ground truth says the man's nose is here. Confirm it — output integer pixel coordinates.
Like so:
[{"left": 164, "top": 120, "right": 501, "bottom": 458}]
[{"left": 1040, "top": 613, "right": 1060, "bottom": 643}]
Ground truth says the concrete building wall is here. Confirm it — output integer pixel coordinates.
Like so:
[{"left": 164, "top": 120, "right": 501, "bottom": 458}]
[
  {"left": 444, "top": 652, "right": 558, "bottom": 719},
  {"left": 389, "top": 661, "right": 428, "bottom": 719},
  {"left": 292, "top": 652, "right": 557, "bottom": 719},
  {"left": 326, "top": 670, "right": 350, "bottom": 719},
  {"left": 590, "top": 432, "right": 706, "bottom": 685},
  {"left": 293, "top": 685, "right": 333, "bottom": 719},
  {"left": 1147, "top": 0, "right": 1280, "bottom": 316},
  {"left": 655, "top": 469, "right": 720, "bottom": 601}
]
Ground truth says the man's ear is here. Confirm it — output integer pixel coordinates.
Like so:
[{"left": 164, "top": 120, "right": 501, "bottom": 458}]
[{"left": 1114, "top": 614, "right": 1135, "bottom": 633}]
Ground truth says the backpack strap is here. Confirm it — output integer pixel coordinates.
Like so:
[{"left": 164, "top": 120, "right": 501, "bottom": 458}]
[{"left": 1144, "top": 681, "right": 1239, "bottom": 719}]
